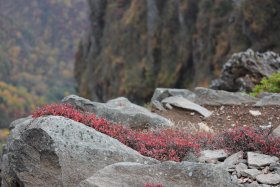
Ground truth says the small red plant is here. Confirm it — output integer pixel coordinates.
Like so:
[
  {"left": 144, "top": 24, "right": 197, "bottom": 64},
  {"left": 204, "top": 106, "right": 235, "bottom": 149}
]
[
  {"left": 32, "top": 104, "right": 280, "bottom": 161},
  {"left": 144, "top": 184, "right": 164, "bottom": 187},
  {"left": 210, "top": 126, "right": 280, "bottom": 156}
]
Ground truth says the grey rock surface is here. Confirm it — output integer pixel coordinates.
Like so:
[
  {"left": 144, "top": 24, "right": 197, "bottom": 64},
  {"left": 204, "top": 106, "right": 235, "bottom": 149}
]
[
  {"left": 162, "top": 96, "right": 212, "bottom": 118},
  {"left": 269, "top": 162, "right": 280, "bottom": 175},
  {"left": 62, "top": 95, "right": 173, "bottom": 129},
  {"left": 271, "top": 125, "right": 280, "bottom": 138},
  {"left": 9, "top": 115, "right": 33, "bottom": 130},
  {"left": 151, "top": 88, "right": 196, "bottom": 110},
  {"left": 210, "top": 49, "right": 280, "bottom": 92},
  {"left": 151, "top": 100, "right": 166, "bottom": 111},
  {"left": 151, "top": 88, "right": 196, "bottom": 102},
  {"left": 247, "top": 152, "right": 279, "bottom": 167},
  {"left": 198, "top": 150, "right": 228, "bottom": 163},
  {"left": 79, "top": 161, "right": 238, "bottom": 187},
  {"left": 240, "top": 169, "right": 262, "bottom": 179},
  {"left": 254, "top": 93, "right": 280, "bottom": 106},
  {"left": 221, "top": 151, "right": 244, "bottom": 170},
  {"left": 256, "top": 173, "right": 280, "bottom": 185},
  {"left": 1, "top": 116, "right": 158, "bottom": 187},
  {"left": 235, "top": 163, "right": 248, "bottom": 177},
  {"left": 194, "top": 87, "right": 258, "bottom": 106}
]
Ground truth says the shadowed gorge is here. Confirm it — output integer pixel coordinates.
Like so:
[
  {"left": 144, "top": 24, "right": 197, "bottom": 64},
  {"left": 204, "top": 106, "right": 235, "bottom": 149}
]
[{"left": 75, "top": 0, "right": 280, "bottom": 104}]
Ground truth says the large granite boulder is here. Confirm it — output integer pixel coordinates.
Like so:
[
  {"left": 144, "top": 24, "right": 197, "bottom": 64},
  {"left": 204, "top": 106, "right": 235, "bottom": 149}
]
[
  {"left": 62, "top": 95, "right": 173, "bottom": 129},
  {"left": 79, "top": 161, "right": 238, "bottom": 187},
  {"left": 211, "top": 49, "right": 280, "bottom": 92},
  {"left": 1, "top": 116, "right": 158, "bottom": 187}
]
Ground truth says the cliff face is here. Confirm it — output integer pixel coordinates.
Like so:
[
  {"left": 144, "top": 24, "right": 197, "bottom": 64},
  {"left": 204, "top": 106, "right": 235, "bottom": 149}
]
[{"left": 75, "top": 0, "right": 280, "bottom": 104}]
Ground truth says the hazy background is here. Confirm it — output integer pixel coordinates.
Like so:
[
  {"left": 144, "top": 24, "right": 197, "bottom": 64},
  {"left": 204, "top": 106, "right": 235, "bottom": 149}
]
[{"left": 0, "top": 0, "right": 89, "bottom": 128}]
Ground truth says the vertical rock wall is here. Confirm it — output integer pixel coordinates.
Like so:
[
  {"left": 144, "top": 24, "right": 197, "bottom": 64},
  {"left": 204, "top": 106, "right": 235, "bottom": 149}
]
[{"left": 75, "top": 0, "right": 280, "bottom": 103}]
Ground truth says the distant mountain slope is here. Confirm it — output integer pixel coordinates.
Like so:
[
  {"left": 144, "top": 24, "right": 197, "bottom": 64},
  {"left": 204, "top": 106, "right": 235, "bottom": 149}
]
[
  {"left": 0, "top": 0, "right": 89, "bottom": 100},
  {"left": 0, "top": 0, "right": 89, "bottom": 127}
]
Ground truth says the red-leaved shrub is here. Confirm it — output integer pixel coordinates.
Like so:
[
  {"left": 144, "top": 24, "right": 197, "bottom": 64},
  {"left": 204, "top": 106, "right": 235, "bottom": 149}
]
[
  {"left": 210, "top": 126, "right": 280, "bottom": 156},
  {"left": 32, "top": 104, "right": 199, "bottom": 161},
  {"left": 32, "top": 103, "right": 280, "bottom": 161}
]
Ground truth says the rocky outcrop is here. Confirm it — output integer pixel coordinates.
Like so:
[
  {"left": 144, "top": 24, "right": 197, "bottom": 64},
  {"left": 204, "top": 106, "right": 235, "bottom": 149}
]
[
  {"left": 254, "top": 93, "right": 280, "bottom": 106},
  {"left": 79, "top": 161, "right": 237, "bottom": 187},
  {"left": 62, "top": 95, "right": 173, "bottom": 129},
  {"left": 191, "top": 150, "right": 280, "bottom": 186},
  {"left": 1, "top": 116, "right": 158, "bottom": 187},
  {"left": 75, "top": 0, "right": 280, "bottom": 103},
  {"left": 151, "top": 87, "right": 258, "bottom": 108},
  {"left": 161, "top": 96, "right": 212, "bottom": 118},
  {"left": 193, "top": 87, "right": 258, "bottom": 106},
  {"left": 211, "top": 49, "right": 280, "bottom": 92}
]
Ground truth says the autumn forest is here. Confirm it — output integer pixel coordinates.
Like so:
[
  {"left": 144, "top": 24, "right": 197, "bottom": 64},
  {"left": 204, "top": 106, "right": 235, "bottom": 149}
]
[{"left": 0, "top": 0, "right": 89, "bottom": 127}]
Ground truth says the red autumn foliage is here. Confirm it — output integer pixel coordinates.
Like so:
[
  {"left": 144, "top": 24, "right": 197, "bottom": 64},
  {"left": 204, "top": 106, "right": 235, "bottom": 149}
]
[
  {"left": 32, "top": 104, "right": 199, "bottom": 161},
  {"left": 32, "top": 104, "right": 280, "bottom": 162},
  {"left": 210, "top": 126, "right": 280, "bottom": 156}
]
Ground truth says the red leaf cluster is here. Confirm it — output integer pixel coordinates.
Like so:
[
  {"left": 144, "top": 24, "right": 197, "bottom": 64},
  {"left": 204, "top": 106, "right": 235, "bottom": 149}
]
[
  {"left": 32, "top": 104, "right": 280, "bottom": 162},
  {"left": 211, "top": 126, "right": 280, "bottom": 156}
]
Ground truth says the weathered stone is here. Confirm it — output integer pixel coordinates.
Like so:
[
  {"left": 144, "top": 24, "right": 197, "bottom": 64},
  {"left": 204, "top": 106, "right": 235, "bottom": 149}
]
[
  {"left": 255, "top": 94, "right": 280, "bottom": 106},
  {"left": 2, "top": 116, "right": 158, "bottom": 187},
  {"left": 162, "top": 96, "right": 212, "bottom": 118},
  {"left": 151, "top": 100, "right": 166, "bottom": 111},
  {"left": 151, "top": 88, "right": 196, "bottom": 102},
  {"left": 221, "top": 151, "right": 244, "bottom": 170},
  {"left": 165, "top": 103, "right": 173, "bottom": 110},
  {"left": 272, "top": 125, "right": 280, "bottom": 138},
  {"left": 245, "top": 181, "right": 259, "bottom": 187},
  {"left": 256, "top": 173, "right": 280, "bottom": 185},
  {"left": 249, "top": 110, "right": 261, "bottom": 116},
  {"left": 247, "top": 152, "right": 279, "bottom": 167},
  {"left": 235, "top": 163, "right": 248, "bottom": 177},
  {"left": 194, "top": 87, "right": 257, "bottom": 106},
  {"left": 211, "top": 49, "right": 280, "bottom": 92},
  {"left": 168, "top": 89, "right": 196, "bottom": 101},
  {"left": 269, "top": 162, "right": 280, "bottom": 174},
  {"left": 151, "top": 88, "right": 196, "bottom": 111},
  {"left": 62, "top": 95, "right": 173, "bottom": 129},
  {"left": 237, "top": 177, "right": 253, "bottom": 184},
  {"left": 262, "top": 166, "right": 270, "bottom": 174},
  {"left": 151, "top": 88, "right": 170, "bottom": 102},
  {"left": 9, "top": 115, "right": 32, "bottom": 130},
  {"left": 258, "top": 92, "right": 277, "bottom": 98},
  {"left": 78, "top": 161, "right": 238, "bottom": 187},
  {"left": 240, "top": 169, "right": 262, "bottom": 179},
  {"left": 198, "top": 149, "right": 228, "bottom": 163},
  {"left": 231, "top": 175, "right": 238, "bottom": 183},
  {"left": 259, "top": 184, "right": 272, "bottom": 187},
  {"left": 259, "top": 124, "right": 272, "bottom": 130}
]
